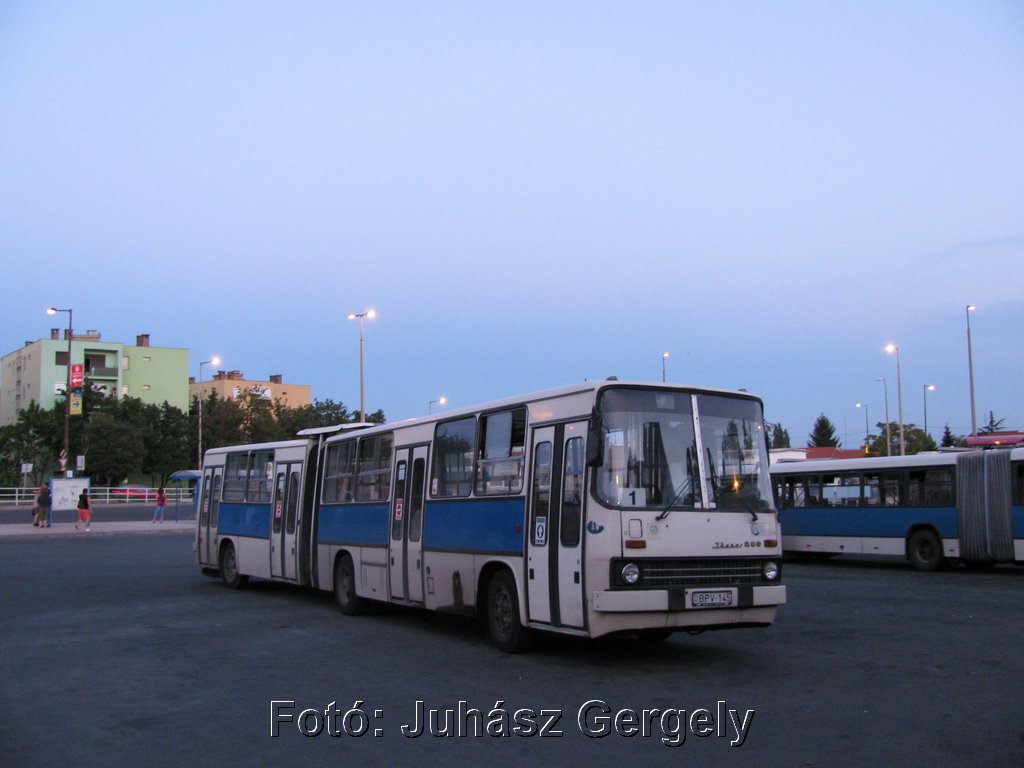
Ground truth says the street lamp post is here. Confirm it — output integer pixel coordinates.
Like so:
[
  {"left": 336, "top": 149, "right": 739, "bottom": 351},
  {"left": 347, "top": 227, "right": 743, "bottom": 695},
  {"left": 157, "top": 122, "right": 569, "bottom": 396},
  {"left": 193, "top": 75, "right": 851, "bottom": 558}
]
[
  {"left": 661, "top": 352, "right": 669, "bottom": 382},
  {"left": 855, "top": 402, "right": 870, "bottom": 452},
  {"left": 347, "top": 309, "right": 376, "bottom": 422},
  {"left": 46, "top": 307, "right": 73, "bottom": 474},
  {"left": 885, "top": 344, "right": 905, "bottom": 456},
  {"left": 922, "top": 384, "right": 935, "bottom": 439},
  {"left": 197, "top": 356, "right": 221, "bottom": 469},
  {"left": 966, "top": 304, "right": 977, "bottom": 435},
  {"left": 877, "top": 377, "right": 891, "bottom": 456},
  {"left": 428, "top": 396, "right": 447, "bottom": 415}
]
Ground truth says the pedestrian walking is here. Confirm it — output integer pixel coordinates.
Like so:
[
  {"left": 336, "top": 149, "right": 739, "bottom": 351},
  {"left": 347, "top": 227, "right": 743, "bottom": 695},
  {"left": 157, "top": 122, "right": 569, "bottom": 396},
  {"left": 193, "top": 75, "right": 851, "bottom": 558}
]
[
  {"left": 151, "top": 487, "right": 167, "bottom": 523},
  {"left": 37, "top": 485, "right": 52, "bottom": 528},
  {"left": 76, "top": 488, "right": 92, "bottom": 531}
]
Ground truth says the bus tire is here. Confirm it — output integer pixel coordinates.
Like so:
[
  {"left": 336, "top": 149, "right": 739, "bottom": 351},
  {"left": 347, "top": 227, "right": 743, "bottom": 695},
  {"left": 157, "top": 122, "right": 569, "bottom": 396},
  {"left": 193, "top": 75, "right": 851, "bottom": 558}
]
[
  {"left": 907, "top": 529, "right": 944, "bottom": 572},
  {"left": 334, "top": 554, "right": 367, "bottom": 616},
  {"left": 220, "top": 541, "right": 248, "bottom": 589},
  {"left": 486, "top": 571, "right": 532, "bottom": 653}
]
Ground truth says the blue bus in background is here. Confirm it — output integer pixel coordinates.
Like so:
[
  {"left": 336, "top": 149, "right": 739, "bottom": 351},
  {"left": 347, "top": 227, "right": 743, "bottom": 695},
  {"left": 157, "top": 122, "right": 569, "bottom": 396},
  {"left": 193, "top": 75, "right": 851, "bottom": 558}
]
[{"left": 771, "top": 448, "right": 1024, "bottom": 570}]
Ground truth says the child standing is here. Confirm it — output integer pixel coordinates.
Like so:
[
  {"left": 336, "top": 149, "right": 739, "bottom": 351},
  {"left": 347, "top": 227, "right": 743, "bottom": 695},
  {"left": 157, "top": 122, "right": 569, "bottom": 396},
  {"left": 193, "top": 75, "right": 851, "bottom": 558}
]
[{"left": 152, "top": 487, "right": 167, "bottom": 523}]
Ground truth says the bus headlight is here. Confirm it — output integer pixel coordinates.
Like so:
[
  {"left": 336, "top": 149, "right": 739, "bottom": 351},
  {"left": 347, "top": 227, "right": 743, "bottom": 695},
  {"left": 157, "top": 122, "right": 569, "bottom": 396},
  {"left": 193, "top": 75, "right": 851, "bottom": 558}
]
[
  {"left": 763, "top": 561, "right": 780, "bottom": 581},
  {"left": 621, "top": 562, "right": 641, "bottom": 585}
]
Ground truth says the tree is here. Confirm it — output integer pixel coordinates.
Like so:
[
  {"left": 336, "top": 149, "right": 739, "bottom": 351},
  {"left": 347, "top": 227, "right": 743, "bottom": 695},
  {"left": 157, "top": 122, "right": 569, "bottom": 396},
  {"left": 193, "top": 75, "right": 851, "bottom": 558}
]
[
  {"left": 83, "top": 413, "right": 144, "bottom": 485},
  {"left": 767, "top": 423, "right": 791, "bottom": 448},
  {"left": 979, "top": 411, "right": 1005, "bottom": 434},
  {"left": 940, "top": 424, "right": 966, "bottom": 448},
  {"left": 0, "top": 402, "right": 62, "bottom": 485},
  {"left": 867, "top": 422, "right": 937, "bottom": 456},
  {"left": 807, "top": 414, "right": 840, "bottom": 448}
]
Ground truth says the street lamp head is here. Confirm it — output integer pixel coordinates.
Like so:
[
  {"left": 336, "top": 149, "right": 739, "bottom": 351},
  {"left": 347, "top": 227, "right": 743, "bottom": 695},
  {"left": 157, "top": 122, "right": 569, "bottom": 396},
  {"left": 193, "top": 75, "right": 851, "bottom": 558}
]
[
  {"left": 662, "top": 352, "right": 669, "bottom": 359},
  {"left": 366, "top": 309, "right": 376, "bottom": 319},
  {"left": 926, "top": 384, "right": 935, "bottom": 392},
  {"left": 211, "top": 356, "right": 221, "bottom": 367},
  {"left": 856, "top": 402, "right": 865, "bottom": 408},
  {"left": 346, "top": 312, "right": 356, "bottom": 320},
  {"left": 885, "top": 343, "right": 898, "bottom": 354},
  {"left": 967, "top": 304, "right": 976, "bottom": 312},
  {"left": 47, "top": 307, "right": 57, "bottom": 315}
]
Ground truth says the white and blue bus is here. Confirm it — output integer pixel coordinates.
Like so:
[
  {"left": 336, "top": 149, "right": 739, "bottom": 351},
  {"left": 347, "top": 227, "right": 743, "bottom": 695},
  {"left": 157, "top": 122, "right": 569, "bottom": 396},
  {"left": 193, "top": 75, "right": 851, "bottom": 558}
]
[
  {"left": 196, "top": 381, "right": 786, "bottom": 650},
  {"left": 771, "top": 448, "right": 1024, "bottom": 571}
]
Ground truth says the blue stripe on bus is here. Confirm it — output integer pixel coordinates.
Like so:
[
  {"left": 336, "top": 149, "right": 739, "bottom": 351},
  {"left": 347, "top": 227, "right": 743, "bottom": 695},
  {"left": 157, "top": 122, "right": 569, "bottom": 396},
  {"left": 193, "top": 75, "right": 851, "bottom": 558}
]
[
  {"left": 423, "top": 497, "right": 526, "bottom": 555},
  {"left": 781, "top": 506, "right": 960, "bottom": 539},
  {"left": 218, "top": 502, "right": 272, "bottom": 538},
  {"left": 319, "top": 503, "right": 390, "bottom": 546},
  {"left": 1015, "top": 505, "right": 1024, "bottom": 537}
]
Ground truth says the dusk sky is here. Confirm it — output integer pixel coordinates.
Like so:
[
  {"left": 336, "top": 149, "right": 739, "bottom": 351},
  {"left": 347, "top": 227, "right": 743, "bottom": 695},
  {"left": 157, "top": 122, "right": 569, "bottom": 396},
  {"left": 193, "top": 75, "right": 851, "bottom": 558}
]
[{"left": 2, "top": 1, "right": 1021, "bottom": 446}]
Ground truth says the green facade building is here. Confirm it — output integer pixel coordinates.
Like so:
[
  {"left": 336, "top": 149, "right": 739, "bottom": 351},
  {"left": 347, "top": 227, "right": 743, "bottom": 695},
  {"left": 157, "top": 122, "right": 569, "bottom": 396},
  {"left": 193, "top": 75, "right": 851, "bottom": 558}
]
[{"left": 0, "top": 330, "right": 189, "bottom": 426}]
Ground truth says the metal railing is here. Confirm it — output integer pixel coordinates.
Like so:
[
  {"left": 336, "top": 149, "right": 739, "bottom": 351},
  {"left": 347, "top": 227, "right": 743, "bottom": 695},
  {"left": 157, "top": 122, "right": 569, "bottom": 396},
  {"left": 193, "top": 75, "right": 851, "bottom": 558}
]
[{"left": 0, "top": 487, "right": 195, "bottom": 505}]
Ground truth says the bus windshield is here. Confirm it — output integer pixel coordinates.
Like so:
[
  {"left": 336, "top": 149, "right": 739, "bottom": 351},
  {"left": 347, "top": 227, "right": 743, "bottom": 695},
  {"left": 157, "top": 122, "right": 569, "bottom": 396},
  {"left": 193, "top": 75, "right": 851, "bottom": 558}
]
[
  {"left": 593, "top": 388, "right": 772, "bottom": 512},
  {"left": 696, "top": 394, "right": 772, "bottom": 511},
  {"left": 593, "top": 388, "right": 703, "bottom": 509}
]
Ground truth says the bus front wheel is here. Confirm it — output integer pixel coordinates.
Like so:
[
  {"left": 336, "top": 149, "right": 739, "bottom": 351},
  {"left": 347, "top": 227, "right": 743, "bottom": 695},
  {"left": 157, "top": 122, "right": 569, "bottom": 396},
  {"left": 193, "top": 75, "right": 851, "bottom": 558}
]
[
  {"left": 908, "top": 529, "right": 944, "bottom": 572},
  {"left": 334, "top": 554, "right": 367, "bottom": 616},
  {"left": 486, "top": 571, "right": 533, "bottom": 653}
]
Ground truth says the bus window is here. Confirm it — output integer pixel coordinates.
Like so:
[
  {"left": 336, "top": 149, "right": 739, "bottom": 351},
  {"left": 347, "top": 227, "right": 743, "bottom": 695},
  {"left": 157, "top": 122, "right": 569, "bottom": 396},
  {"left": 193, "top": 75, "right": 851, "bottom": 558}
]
[
  {"left": 223, "top": 453, "right": 247, "bottom": 502},
  {"left": 697, "top": 395, "right": 772, "bottom": 510},
  {"left": 357, "top": 435, "right": 392, "bottom": 501},
  {"left": 323, "top": 441, "right": 357, "bottom": 502},
  {"left": 907, "top": 467, "right": 953, "bottom": 506},
  {"left": 475, "top": 409, "right": 527, "bottom": 495},
  {"left": 863, "top": 471, "right": 902, "bottom": 506},
  {"left": 560, "top": 438, "right": 584, "bottom": 547},
  {"left": 530, "top": 442, "right": 552, "bottom": 546},
  {"left": 408, "top": 459, "right": 426, "bottom": 543},
  {"left": 779, "top": 475, "right": 818, "bottom": 508},
  {"left": 821, "top": 473, "right": 860, "bottom": 507},
  {"left": 249, "top": 450, "right": 273, "bottom": 502},
  {"left": 1014, "top": 462, "right": 1024, "bottom": 505},
  {"left": 594, "top": 388, "right": 701, "bottom": 509},
  {"left": 431, "top": 417, "right": 476, "bottom": 498}
]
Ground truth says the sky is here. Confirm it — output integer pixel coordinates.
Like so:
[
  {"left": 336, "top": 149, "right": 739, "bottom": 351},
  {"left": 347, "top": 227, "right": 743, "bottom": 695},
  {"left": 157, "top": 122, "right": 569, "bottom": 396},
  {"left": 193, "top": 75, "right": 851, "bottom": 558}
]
[{"left": 1, "top": 1, "right": 1022, "bottom": 446}]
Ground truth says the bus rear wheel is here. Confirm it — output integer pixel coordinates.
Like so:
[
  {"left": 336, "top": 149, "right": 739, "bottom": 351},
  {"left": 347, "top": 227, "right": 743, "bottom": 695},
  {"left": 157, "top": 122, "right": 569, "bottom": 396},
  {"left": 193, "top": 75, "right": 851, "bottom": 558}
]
[
  {"left": 334, "top": 554, "right": 367, "bottom": 616},
  {"left": 486, "top": 571, "right": 532, "bottom": 653},
  {"left": 908, "top": 529, "right": 944, "bottom": 572},
  {"left": 220, "top": 542, "right": 248, "bottom": 589}
]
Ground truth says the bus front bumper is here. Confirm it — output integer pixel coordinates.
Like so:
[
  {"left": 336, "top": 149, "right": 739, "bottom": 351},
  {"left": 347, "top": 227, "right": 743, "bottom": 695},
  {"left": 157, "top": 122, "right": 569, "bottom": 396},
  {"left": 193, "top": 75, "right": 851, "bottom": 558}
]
[{"left": 592, "top": 584, "right": 786, "bottom": 613}]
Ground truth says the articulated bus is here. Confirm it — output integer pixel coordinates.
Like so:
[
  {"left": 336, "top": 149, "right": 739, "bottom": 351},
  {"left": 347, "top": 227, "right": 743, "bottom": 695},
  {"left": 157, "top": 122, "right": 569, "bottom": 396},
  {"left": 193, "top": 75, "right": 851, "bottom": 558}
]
[
  {"left": 771, "top": 448, "right": 1024, "bottom": 571},
  {"left": 196, "top": 381, "right": 786, "bottom": 650}
]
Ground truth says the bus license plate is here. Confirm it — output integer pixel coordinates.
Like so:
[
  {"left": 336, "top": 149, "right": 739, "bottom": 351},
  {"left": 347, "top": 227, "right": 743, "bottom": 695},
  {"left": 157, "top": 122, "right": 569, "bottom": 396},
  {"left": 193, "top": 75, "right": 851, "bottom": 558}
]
[{"left": 690, "top": 590, "right": 734, "bottom": 608}]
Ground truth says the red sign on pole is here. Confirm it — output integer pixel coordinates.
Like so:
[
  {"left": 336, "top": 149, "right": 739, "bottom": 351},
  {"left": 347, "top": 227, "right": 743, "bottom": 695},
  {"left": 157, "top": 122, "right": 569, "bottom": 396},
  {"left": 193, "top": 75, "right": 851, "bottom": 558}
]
[{"left": 70, "top": 364, "right": 84, "bottom": 388}]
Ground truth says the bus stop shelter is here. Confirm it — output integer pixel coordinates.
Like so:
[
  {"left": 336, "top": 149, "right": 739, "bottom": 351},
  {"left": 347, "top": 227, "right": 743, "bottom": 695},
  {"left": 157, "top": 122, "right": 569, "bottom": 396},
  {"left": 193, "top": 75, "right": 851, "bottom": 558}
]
[{"left": 168, "top": 470, "right": 201, "bottom": 522}]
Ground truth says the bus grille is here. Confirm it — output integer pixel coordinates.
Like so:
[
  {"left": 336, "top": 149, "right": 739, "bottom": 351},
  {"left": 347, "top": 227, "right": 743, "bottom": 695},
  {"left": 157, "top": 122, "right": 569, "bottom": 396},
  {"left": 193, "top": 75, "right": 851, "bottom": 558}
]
[{"left": 638, "top": 559, "right": 767, "bottom": 588}]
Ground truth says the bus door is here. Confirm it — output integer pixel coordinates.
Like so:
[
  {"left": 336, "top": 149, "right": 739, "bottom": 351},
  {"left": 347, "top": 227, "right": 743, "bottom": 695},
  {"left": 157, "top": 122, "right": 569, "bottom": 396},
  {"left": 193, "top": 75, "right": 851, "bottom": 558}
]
[
  {"left": 388, "top": 446, "right": 428, "bottom": 603},
  {"left": 270, "top": 462, "right": 302, "bottom": 580},
  {"left": 199, "top": 466, "right": 222, "bottom": 567},
  {"left": 526, "top": 422, "right": 587, "bottom": 629}
]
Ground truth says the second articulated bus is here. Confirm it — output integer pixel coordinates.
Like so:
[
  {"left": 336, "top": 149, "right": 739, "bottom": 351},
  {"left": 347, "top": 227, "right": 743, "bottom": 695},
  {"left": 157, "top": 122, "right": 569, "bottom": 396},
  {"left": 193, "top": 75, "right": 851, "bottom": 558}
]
[
  {"left": 771, "top": 448, "right": 1024, "bottom": 571},
  {"left": 196, "top": 381, "right": 786, "bottom": 650}
]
